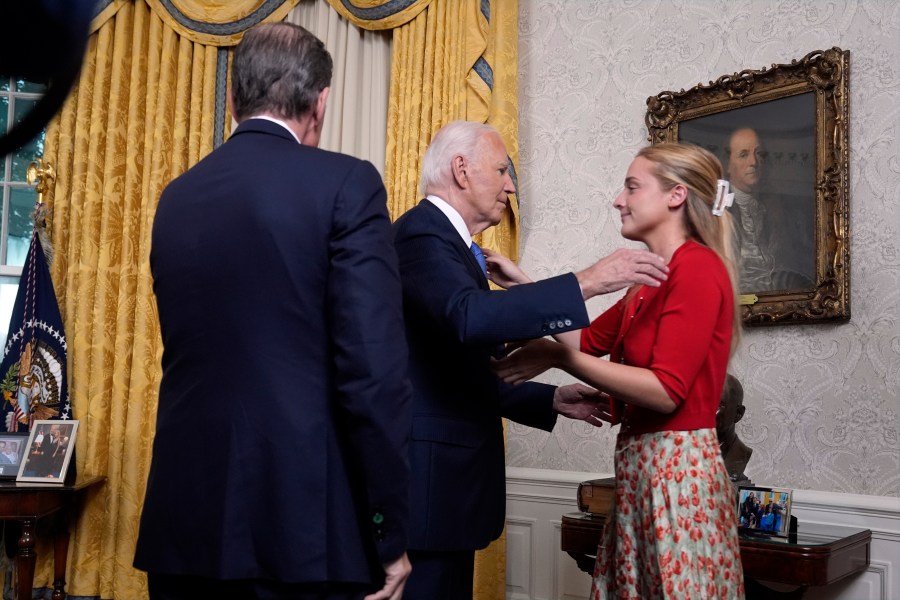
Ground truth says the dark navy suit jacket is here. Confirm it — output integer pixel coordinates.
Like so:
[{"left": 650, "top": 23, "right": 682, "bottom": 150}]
[
  {"left": 135, "top": 119, "right": 411, "bottom": 585},
  {"left": 393, "top": 199, "right": 589, "bottom": 551}
]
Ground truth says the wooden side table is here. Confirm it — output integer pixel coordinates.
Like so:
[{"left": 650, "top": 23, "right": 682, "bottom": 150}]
[
  {"left": 560, "top": 512, "right": 871, "bottom": 598},
  {"left": 0, "top": 476, "right": 106, "bottom": 600},
  {"left": 739, "top": 522, "right": 871, "bottom": 589}
]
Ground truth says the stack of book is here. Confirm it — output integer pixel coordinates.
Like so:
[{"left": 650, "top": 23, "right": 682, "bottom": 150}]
[
  {"left": 562, "top": 477, "right": 616, "bottom": 560},
  {"left": 576, "top": 476, "right": 615, "bottom": 517}
]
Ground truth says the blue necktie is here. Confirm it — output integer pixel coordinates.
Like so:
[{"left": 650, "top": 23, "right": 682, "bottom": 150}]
[{"left": 470, "top": 242, "right": 488, "bottom": 276}]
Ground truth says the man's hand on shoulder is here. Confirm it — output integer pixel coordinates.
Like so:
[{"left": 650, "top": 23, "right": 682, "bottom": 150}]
[
  {"left": 575, "top": 248, "right": 668, "bottom": 299},
  {"left": 483, "top": 247, "right": 533, "bottom": 289}
]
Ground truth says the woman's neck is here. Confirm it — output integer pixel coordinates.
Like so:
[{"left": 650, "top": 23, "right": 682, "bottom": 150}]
[{"left": 645, "top": 232, "right": 689, "bottom": 264}]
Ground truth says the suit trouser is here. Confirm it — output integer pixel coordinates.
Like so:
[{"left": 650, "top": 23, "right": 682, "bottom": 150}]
[
  {"left": 404, "top": 548, "right": 475, "bottom": 600},
  {"left": 147, "top": 572, "right": 371, "bottom": 600}
]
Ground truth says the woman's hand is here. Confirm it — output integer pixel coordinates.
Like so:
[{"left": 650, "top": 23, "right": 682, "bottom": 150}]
[
  {"left": 482, "top": 248, "right": 533, "bottom": 289},
  {"left": 491, "top": 338, "right": 566, "bottom": 384}
]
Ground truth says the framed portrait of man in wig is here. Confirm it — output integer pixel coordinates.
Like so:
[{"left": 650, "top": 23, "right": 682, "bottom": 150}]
[{"left": 645, "top": 48, "right": 850, "bottom": 327}]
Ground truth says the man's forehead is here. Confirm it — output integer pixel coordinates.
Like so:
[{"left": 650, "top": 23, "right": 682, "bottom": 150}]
[
  {"left": 479, "top": 131, "right": 507, "bottom": 153},
  {"left": 730, "top": 128, "right": 760, "bottom": 149}
]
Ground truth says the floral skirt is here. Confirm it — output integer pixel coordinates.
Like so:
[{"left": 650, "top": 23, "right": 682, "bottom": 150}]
[{"left": 591, "top": 429, "right": 745, "bottom": 600}]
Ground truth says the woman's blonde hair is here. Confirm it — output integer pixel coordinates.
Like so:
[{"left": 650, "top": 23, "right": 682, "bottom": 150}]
[{"left": 636, "top": 143, "right": 742, "bottom": 353}]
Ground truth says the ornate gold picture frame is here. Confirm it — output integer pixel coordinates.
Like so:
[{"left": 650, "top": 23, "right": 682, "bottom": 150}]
[{"left": 646, "top": 48, "right": 850, "bottom": 326}]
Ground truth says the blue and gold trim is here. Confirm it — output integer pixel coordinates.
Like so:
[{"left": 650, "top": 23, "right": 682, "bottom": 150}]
[
  {"left": 336, "top": 0, "right": 419, "bottom": 20},
  {"left": 156, "top": 0, "right": 287, "bottom": 37},
  {"left": 473, "top": 57, "right": 493, "bottom": 91},
  {"left": 214, "top": 49, "right": 230, "bottom": 148}
]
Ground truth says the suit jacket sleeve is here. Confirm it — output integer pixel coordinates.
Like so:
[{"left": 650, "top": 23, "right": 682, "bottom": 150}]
[
  {"left": 328, "top": 160, "right": 411, "bottom": 564},
  {"left": 395, "top": 226, "right": 589, "bottom": 345},
  {"left": 499, "top": 381, "right": 559, "bottom": 431}
]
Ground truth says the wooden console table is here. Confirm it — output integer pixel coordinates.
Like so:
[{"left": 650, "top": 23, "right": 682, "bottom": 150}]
[
  {"left": 0, "top": 476, "right": 105, "bottom": 600},
  {"left": 561, "top": 512, "right": 870, "bottom": 598}
]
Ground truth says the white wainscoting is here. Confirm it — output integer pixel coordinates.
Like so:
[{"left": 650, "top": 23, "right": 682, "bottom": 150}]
[{"left": 505, "top": 467, "right": 900, "bottom": 600}]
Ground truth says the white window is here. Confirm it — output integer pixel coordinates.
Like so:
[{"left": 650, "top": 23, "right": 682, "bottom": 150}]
[{"left": 0, "top": 78, "right": 46, "bottom": 351}]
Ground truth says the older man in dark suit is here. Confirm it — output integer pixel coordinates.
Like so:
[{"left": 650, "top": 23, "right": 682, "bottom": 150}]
[
  {"left": 393, "top": 120, "right": 670, "bottom": 600},
  {"left": 135, "top": 23, "right": 411, "bottom": 600}
]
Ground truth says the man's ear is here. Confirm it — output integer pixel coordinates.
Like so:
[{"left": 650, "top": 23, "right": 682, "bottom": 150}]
[
  {"left": 668, "top": 184, "right": 688, "bottom": 208},
  {"left": 315, "top": 86, "right": 330, "bottom": 124},
  {"left": 451, "top": 155, "right": 468, "bottom": 188},
  {"left": 735, "top": 404, "right": 746, "bottom": 422},
  {"left": 227, "top": 87, "right": 237, "bottom": 121}
]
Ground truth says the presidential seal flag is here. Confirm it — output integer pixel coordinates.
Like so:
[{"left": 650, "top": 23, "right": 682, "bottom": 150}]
[{"left": 0, "top": 226, "right": 68, "bottom": 433}]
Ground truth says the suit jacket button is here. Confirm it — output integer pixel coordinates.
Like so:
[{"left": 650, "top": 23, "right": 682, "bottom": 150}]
[
  {"left": 548, "top": 322, "right": 556, "bottom": 330},
  {"left": 564, "top": 319, "right": 572, "bottom": 326},
  {"left": 373, "top": 512, "right": 384, "bottom": 524}
]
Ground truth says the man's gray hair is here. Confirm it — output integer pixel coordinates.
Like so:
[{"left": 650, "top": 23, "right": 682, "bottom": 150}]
[
  {"left": 419, "top": 121, "right": 499, "bottom": 196},
  {"left": 231, "top": 22, "right": 332, "bottom": 122}
]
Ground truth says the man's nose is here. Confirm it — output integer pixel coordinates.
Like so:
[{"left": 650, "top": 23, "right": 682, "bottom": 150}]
[{"left": 503, "top": 173, "right": 516, "bottom": 194}]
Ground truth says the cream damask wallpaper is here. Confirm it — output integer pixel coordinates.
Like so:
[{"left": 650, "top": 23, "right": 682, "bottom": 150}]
[{"left": 511, "top": 0, "right": 900, "bottom": 497}]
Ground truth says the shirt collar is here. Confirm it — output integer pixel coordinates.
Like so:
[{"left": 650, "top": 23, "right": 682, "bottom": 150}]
[
  {"left": 425, "top": 195, "right": 472, "bottom": 246},
  {"left": 249, "top": 116, "right": 302, "bottom": 145}
]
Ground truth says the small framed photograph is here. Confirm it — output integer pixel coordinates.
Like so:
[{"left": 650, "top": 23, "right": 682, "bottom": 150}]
[
  {"left": 16, "top": 420, "right": 79, "bottom": 484},
  {"left": 0, "top": 432, "right": 28, "bottom": 479},
  {"left": 737, "top": 485, "right": 793, "bottom": 538}
]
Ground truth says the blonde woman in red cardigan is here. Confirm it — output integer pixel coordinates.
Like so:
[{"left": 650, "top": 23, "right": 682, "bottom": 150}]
[{"left": 492, "top": 143, "right": 744, "bottom": 599}]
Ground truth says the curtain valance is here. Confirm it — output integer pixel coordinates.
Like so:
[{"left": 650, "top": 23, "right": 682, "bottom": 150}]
[
  {"left": 90, "top": 0, "right": 300, "bottom": 45},
  {"left": 323, "top": 0, "right": 431, "bottom": 30}
]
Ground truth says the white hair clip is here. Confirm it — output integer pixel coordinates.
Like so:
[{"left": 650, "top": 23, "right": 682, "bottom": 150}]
[{"left": 712, "top": 179, "right": 734, "bottom": 217}]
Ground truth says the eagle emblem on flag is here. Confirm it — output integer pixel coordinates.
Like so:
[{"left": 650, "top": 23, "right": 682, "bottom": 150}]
[{"left": 0, "top": 170, "right": 69, "bottom": 432}]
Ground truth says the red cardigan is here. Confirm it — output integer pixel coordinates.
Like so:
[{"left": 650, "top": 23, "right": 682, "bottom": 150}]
[{"left": 580, "top": 240, "right": 733, "bottom": 435}]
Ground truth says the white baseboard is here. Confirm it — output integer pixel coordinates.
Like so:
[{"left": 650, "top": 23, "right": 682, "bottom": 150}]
[{"left": 505, "top": 467, "right": 900, "bottom": 600}]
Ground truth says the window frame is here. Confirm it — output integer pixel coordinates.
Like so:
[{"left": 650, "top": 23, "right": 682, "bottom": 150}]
[{"left": 1, "top": 77, "right": 45, "bottom": 277}]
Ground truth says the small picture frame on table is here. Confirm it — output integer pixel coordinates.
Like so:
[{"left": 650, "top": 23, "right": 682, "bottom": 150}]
[
  {"left": 0, "top": 432, "right": 29, "bottom": 479},
  {"left": 16, "top": 420, "right": 79, "bottom": 484},
  {"left": 737, "top": 485, "right": 793, "bottom": 538}
]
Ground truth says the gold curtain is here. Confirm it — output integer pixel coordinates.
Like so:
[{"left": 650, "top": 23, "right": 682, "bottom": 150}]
[
  {"left": 34, "top": 0, "right": 516, "bottom": 597},
  {"left": 323, "top": 0, "right": 520, "bottom": 256},
  {"left": 386, "top": 4, "right": 520, "bottom": 598},
  {"left": 35, "top": 1, "right": 297, "bottom": 597},
  {"left": 473, "top": 0, "right": 520, "bottom": 263},
  {"left": 325, "top": 0, "right": 432, "bottom": 30},
  {"left": 145, "top": 0, "right": 300, "bottom": 45},
  {"left": 326, "top": 1, "right": 521, "bottom": 598},
  {"left": 380, "top": 0, "right": 521, "bottom": 261}
]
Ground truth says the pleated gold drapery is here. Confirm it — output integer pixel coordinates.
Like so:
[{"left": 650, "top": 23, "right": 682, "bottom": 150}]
[
  {"left": 35, "top": 1, "right": 297, "bottom": 597},
  {"left": 325, "top": 2, "right": 521, "bottom": 598},
  {"left": 389, "top": 4, "right": 521, "bottom": 598},
  {"left": 31, "top": 0, "right": 517, "bottom": 598}
]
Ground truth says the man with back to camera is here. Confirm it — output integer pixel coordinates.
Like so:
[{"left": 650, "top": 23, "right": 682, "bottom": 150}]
[
  {"left": 134, "top": 23, "right": 412, "bottom": 600},
  {"left": 392, "top": 120, "right": 670, "bottom": 600}
]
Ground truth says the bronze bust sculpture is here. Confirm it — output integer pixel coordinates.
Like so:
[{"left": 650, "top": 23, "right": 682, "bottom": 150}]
[{"left": 716, "top": 374, "right": 753, "bottom": 485}]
